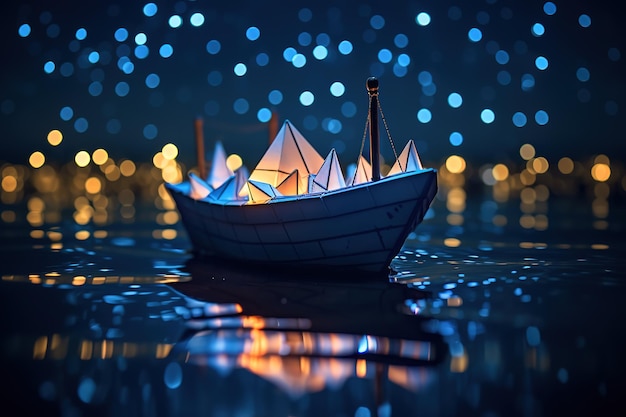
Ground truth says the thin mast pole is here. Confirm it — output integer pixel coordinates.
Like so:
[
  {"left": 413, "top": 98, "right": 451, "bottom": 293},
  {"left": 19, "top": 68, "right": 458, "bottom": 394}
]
[
  {"left": 194, "top": 116, "right": 207, "bottom": 179},
  {"left": 367, "top": 77, "right": 381, "bottom": 182}
]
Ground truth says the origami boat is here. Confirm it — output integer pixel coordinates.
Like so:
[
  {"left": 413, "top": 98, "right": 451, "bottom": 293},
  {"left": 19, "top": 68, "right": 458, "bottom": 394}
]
[{"left": 166, "top": 78, "right": 437, "bottom": 275}]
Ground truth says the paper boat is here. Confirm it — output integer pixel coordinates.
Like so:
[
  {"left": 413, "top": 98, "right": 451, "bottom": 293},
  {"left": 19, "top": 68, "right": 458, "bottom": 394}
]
[{"left": 166, "top": 78, "right": 437, "bottom": 275}]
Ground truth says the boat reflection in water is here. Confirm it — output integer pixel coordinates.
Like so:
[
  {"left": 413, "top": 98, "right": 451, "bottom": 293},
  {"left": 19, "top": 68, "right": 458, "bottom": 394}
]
[{"left": 0, "top": 254, "right": 447, "bottom": 416}]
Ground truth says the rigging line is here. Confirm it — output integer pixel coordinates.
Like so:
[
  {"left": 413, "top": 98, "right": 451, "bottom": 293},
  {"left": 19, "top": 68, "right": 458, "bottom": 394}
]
[{"left": 378, "top": 99, "right": 400, "bottom": 171}]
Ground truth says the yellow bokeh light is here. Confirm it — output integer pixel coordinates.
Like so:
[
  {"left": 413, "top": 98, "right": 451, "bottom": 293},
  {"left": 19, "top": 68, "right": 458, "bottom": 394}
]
[
  {"left": 153, "top": 152, "right": 167, "bottom": 169},
  {"left": 28, "top": 196, "right": 45, "bottom": 212},
  {"left": 162, "top": 143, "right": 179, "bottom": 160},
  {"left": 519, "top": 144, "right": 536, "bottom": 160},
  {"left": 85, "top": 177, "right": 102, "bottom": 194},
  {"left": 557, "top": 157, "right": 574, "bottom": 174},
  {"left": 29, "top": 151, "right": 45, "bottom": 168},
  {"left": 492, "top": 163, "right": 509, "bottom": 181},
  {"left": 532, "top": 157, "right": 549, "bottom": 174},
  {"left": 591, "top": 163, "right": 610, "bottom": 182},
  {"left": 444, "top": 237, "right": 461, "bottom": 248},
  {"left": 120, "top": 160, "right": 136, "bottom": 177},
  {"left": 594, "top": 154, "right": 610, "bottom": 165},
  {"left": 1, "top": 175, "right": 17, "bottom": 192},
  {"left": 519, "top": 169, "right": 536, "bottom": 186},
  {"left": 92, "top": 149, "right": 109, "bottom": 165},
  {"left": 104, "top": 164, "right": 121, "bottom": 181},
  {"left": 75, "top": 230, "right": 90, "bottom": 240},
  {"left": 446, "top": 155, "right": 466, "bottom": 174},
  {"left": 75, "top": 151, "right": 91, "bottom": 167},
  {"left": 47, "top": 129, "right": 63, "bottom": 146},
  {"left": 226, "top": 154, "right": 243, "bottom": 172}
]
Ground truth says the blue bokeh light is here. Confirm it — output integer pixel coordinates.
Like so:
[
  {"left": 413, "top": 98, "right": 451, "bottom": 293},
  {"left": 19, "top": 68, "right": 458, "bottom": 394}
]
[
  {"left": 299, "top": 91, "right": 315, "bottom": 106},
  {"left": 338, "top": 40, "right": 353, "bottom": 55},
  {"left": 60, "top": 106, "right": 74, "bottom": 121},
  {"left": 206, "top": 40, "right": 221, "bottom": 55},
  {"left": 532, "top": 23, "right": 545, "bottom": 37},
  {"left": 416, "top": 12, "right": 431, "bottom": 26},
  {"left": 114, "top": 28, "right": 128, "bottom": 42},
  {"left": 159, "top": 44, "right": 173, "bottom": 58},
  {"left": 535, "top": 110, "right": 549, "bottom": 125},
  {"left": 468, "top": 28, "right": 482, "bottom": 42},
  {"left": 535, "top": 56, "right": 549, "bottom": 70},
  {"left": 313, "top": 45, "right": 328, "bottom": 60},
  {"left": 168, "top": 15, "right": 182, "bottom": 28},
  {"left": 18, "top": 24, "right": 31, "bottom": 37},
  {"left": 257, "top": 108, "right": 272, "bottom": 122},
  {"left": 143, "top": 3, "right": 157, "bottom": 17},
  {"left": 190, "top": 13, "right": 205, "bottom": 27},
  {"left": 576, "top": 67, "right": 590, "bottom": 82},
  {"left": 75, "top": 28, "right": 87, "bottom": 40},
  {"left": 233, "top": 63, "right": 247, "bottom": 76},
  {"left": 143, "top": 124, "right": 158, "bottom": 139},
  {"left": 394, "top": 34, "right": 408, "bottom": 48},
  {"left": 370, "top": 15, "right": 385, "bottom": 30},
  {"left": 543, "top": 2, "right": 557, "bottom": 15},
  {"left": 481, "top": 109, "right": 495, "bottom": 124},
  {"left": 512, "top": 112, "right": 527, "bottom": 127},
  {"left": 330, "top": 82, "right": 345, "bottom": 97},
  {"left": 256, "top": 53, "right": 269, "bottom": 66},
  {"left": 448, "top": 93, "right": 463, "bottom": 108},
  {"left": 417, "top": 108, "right": 432, "bottom": 123},
  {"left": 449, "top": 132, "right": 463, "bottom": 146},
  {"left": 268, "top": 90, "right": 283, "bottom": 105},
  {"left": 246, "top": 26, "right": 260, "bottom": 41},
  {"left": 145, "top": 73, "right": 160, "bottom": 88},
  {"left": 578, "top": 14, "right": 591, "bottom": 28},
  {"left": 378, "top": 49, "right": 392, "bottom": 63},
  {"left": 233, "top": 98, "right": 249, "bottom": 114}
]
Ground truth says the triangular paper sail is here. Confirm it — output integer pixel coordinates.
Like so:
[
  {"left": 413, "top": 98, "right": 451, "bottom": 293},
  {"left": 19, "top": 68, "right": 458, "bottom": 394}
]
[
  {"left": 207, "top": 141, "right": 233, "bottom": 189},
  {"left": 276, "top": 170, "right": 300, "bottom": 196},
  {"left": 188, "top": 172, "right": 213, "bottom": 200},
  {"left": 311, "top": 148, "right": 346, "bottom": 193},
  {"left": 248, "top": 120, "right": 324, "bottom": 194},
  {"left": 386, "top": 139, "right": 424, "bottom": 176},
  {"left": 246, "top": 180, "right": 283, "bottom": 204},
  {"left": 208, "top": 169, "right": 248, "bottom": 202},
  {"left": 346, "top": 155, "right": 372, "bottom": 186}
]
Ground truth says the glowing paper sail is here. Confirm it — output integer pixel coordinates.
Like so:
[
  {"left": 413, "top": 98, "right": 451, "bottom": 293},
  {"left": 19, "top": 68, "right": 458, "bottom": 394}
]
[
  {"left": 188, "top": 172, "right": 212, "bottom": 200},
  {"left": 208, "top": 168, "right": 248, "bottom": 202},
  {"left": 207, "top": 141, "right": 233, "bottom": 189},
  {"left": 346, "top": 155, "right": 372, "bottom": 186},
  {"left": 248, "top": 120, "right": 324, "bottom": 194},
  {"left": 276, "top": 169, "right": 301, "bottom": 196},
  {"left": 386, "top": 139, "right": 424, "bottom": 176},
  {"left": 310, "top": 148, "right": 346, "bottom": 193},
  {"left": 246, "top": 179, "right": 283, "bottom": 204}
]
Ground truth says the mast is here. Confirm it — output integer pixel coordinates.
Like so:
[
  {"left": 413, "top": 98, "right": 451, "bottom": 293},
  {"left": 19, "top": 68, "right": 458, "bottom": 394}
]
[
  {"left": 194, "top": 116, "right": 207, "bottom": 179},
  {"left": 367, "top": 77, "right": 381, "bottom": 182}
]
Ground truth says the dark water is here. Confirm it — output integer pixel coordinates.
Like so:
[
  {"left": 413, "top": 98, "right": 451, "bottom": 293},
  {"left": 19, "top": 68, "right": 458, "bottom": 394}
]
[{"left": 1, "top": 195, "right": 625, "bottom": 417}]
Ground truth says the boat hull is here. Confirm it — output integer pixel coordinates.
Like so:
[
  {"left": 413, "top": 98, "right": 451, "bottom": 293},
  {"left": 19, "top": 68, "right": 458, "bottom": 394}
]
[{"left": 166, "top": 169, "right": 437, "bottom": 274}]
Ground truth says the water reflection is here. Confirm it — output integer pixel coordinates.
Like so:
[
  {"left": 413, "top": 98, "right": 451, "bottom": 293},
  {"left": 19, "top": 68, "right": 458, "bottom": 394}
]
[{"left": 1, "top": 250, "right": 448, "bottom": 416}]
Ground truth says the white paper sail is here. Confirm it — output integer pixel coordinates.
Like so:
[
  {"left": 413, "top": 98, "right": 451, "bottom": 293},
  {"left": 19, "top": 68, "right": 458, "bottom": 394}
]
[
  {"left": 188, "top": 172, "right": 213, "bottom": 200},
  {"left": 208, "top": 169, "right": 248, "bottom": 202},
  {"left": 346, "top": 155, "right": 372, "bottom": 186},
  {"left": 310, "top": 148, "right": 346, "bottom": 193},
  {"left": 207, "top": 141, "right": 233, "bottom": 189},
  {"left": 386, "top": 139, "right": 424, "bottom": 176},
  {"left": 246, "top": 179, "right": 283, "bottom": 204},
  {"left": 248, "top": 120, "right": 324, "bottom": 195}
]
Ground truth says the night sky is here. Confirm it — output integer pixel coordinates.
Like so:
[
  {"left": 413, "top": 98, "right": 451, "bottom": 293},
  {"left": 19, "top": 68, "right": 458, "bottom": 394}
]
[{"left": 1, "top": 0, "right": 625, "bottom": 168}]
